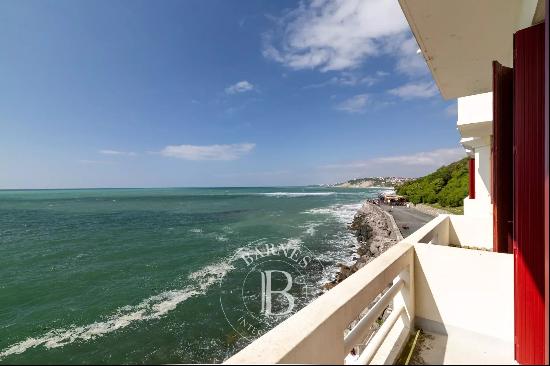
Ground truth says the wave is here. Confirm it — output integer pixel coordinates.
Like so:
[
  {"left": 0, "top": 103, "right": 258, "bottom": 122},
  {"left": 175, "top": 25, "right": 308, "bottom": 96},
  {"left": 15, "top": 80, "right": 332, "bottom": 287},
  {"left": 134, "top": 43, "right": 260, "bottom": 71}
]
[
  {"left": 0, "top": 288, "right": 199, "bottom": 359},
  {"left": 233, "top": 238, "right": 303, "bottom": 259},
  {"left": 0, "top": 259, "right": 234, "bottom": 361},
  {"left": 303, "top": 202, "right": 363, "bottom": 225},
  {"left": 0, "top": 200, "right": 363, "bottom": 360},
  {"left": 0, "top": 235, "right": 306, "bottom": 360},
  {"left": 301, "top": 221, "right": 322, "bottom": 236},
  {"left": 257, "top": 192, "right": 336, "bottom": 197}
]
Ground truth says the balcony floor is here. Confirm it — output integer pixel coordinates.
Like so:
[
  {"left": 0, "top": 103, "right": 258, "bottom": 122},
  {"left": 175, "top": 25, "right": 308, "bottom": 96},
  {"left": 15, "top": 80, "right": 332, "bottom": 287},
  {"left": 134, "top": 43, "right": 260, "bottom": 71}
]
[{"left": 408, "top": 328, "right": 515, "bottom": 365}]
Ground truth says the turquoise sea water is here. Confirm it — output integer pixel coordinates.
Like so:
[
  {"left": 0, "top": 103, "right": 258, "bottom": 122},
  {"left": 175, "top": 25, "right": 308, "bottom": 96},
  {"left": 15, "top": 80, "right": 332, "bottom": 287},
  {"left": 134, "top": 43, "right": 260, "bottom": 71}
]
[{"left": 0, "top": 187, "right": 388, "bottom": 364}]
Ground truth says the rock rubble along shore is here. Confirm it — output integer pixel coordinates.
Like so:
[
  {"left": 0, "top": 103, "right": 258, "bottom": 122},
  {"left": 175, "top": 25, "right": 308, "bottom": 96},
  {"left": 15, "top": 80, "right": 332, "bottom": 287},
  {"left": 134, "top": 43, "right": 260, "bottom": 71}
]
[{"left": 323, "top": 202, "right": 399, "bottom": 291}]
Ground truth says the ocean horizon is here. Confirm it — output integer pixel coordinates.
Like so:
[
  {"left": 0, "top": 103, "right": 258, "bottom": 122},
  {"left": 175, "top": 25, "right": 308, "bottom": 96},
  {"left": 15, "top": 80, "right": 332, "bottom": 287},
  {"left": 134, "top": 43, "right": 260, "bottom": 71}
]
[{"left": 0, "top": 186, "right": 391, "bottom": 364}]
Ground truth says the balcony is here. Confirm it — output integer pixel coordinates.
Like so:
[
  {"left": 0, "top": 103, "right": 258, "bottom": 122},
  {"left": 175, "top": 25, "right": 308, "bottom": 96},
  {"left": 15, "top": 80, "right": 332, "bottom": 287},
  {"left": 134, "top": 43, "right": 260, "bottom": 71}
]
[
  {"left": 406, "top": 214, "right": 493, "bottom": 250},
  {"left": 225, "top": 216, "right": 512, "bottom": 364}
]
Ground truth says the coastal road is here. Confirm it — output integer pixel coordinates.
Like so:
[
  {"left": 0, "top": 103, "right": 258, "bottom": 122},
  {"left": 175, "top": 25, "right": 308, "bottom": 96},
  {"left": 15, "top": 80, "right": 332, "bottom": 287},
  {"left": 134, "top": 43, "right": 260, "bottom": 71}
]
[{"left": 380, "top": 205, "right": 435, "bottom": 238}]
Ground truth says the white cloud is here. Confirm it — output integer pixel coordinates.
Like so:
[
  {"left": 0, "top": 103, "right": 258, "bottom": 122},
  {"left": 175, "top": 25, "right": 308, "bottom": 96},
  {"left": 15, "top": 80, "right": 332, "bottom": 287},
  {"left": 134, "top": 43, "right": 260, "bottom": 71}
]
[
  {"left": 388, "top": 81, "right": 439, "bottom": 99},
  {"left": 371, "top": 147, "right": 465, "bottom": 166},
  {"left": 392, "top": 36, "right": 429, "bottom": 76},
  {"left": 99, "top": 150, "right": 137, "bottom": 156},
  {"left": 225, "top": 81, "right": 255, "bottom": 94},
  {"left": 336, "top": 94, "right": 370, "bottom": 113},
  {"left": 304, "top": 71, "right": 383, "bottom": 89},
  {"left": 320, "top": 147, "right": 465, "bottom": 177},
  {"left": 159, "top": 143, "right": 256, "bottom": 161},
  {"left": 262, "top": 0, "right": 424, "bottom": 73}
]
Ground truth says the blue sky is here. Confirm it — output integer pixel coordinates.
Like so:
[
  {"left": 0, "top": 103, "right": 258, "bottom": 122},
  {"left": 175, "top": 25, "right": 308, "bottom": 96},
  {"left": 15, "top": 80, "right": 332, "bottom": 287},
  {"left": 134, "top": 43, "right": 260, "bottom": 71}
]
[{"left": 0, "top": 0, "right": 463, "bottom": 189}]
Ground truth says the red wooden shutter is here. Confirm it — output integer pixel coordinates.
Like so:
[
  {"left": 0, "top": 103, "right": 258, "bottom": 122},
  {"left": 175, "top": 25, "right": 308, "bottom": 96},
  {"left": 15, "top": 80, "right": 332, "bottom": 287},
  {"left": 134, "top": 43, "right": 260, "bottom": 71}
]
[
  {"left": 513, "top": 22, "right": 546, "bottom": 365},
  {"left": 468, "top": 158, "right": 475, "bottom": 199},
  {"left": 492, "top": 61, "right": 514, "bottom": 254}
]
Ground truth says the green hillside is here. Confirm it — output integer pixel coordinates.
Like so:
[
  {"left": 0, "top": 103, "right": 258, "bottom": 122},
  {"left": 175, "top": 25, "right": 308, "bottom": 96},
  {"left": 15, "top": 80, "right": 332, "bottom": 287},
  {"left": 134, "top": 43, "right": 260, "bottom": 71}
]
[{"left": 396, "top": 157, "right": 469, "bottom": 207}]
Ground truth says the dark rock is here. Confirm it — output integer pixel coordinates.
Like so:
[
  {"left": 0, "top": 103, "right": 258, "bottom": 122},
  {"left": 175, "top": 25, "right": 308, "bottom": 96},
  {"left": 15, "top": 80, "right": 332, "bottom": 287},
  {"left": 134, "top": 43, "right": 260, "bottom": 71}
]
[{"left": 323, "top": 202, "right": 399, "bottom": 292}]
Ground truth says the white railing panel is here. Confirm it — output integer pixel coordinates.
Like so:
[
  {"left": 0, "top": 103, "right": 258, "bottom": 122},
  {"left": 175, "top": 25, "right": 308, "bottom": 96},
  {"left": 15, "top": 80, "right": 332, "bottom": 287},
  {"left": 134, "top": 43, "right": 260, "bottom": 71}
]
[{"left": 225, "top": 242, "right": 414, "bottom": 364}]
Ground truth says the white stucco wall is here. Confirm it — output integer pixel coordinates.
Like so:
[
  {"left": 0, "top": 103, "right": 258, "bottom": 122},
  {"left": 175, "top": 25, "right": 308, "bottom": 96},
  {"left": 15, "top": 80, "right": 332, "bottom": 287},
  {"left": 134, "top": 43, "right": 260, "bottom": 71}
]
[
  {"left": 461, "top": 141, "right": 493, "bottom": 219},
  {"left": 457, "top": 92, "right": 493, "bottom": 126},
  {"left": 407, "top": 215, "right": 493, "bottom": 250},
  {"left": 475, "top": 144, "right": 492, "bottom": 202},
  {"left": 464, "top": 197, "right": 493, "bottom": 217},
  {"left": 458, "top": 93, "right": 493, "bottom": 219},
  {"left": 413, "top": 243, "right": 513, "bottom": 343},
  {"left": 448, "top": 215, "right": 492, "bottom": 249}
]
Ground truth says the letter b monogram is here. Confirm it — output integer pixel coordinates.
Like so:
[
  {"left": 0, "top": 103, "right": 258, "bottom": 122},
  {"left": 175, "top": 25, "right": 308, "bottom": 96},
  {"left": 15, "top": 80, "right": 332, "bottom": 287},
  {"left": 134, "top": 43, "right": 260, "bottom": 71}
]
[{"left": 260, "top": 270, "right": 295, "bottom": 316}]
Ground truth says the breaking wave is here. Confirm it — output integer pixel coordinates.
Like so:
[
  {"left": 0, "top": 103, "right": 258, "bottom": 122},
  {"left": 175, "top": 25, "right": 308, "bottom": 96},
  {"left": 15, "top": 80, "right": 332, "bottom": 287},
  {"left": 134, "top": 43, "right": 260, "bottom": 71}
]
[
  {"left": 303, "top": 202, "right": 363, "bottom": 225},
  {"left": 0, "top": 260, "right": 234, "bottom": 360},
  {"left": 0, "top": 235, "right": 308, "bottom": 360},
  {"left": 257, "top": 192, "right": 336, "bottom": 197}
]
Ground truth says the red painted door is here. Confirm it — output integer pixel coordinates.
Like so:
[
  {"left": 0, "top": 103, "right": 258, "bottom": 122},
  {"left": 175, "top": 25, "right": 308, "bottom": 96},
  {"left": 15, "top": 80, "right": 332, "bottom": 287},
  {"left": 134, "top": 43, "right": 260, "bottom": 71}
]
[
  {"left": 492, "top": 61, "right": 514, "bottom": 254},
  {"left": 513, "top": 22, "right": 546, "bottom": 365}
]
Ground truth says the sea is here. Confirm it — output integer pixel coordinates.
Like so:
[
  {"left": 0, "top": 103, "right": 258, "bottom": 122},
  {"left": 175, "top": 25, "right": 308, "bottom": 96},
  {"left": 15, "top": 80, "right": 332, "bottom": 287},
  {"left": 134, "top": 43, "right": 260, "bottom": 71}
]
[{"left": 0, "top": 187, "right": 391, "bottom": 364}]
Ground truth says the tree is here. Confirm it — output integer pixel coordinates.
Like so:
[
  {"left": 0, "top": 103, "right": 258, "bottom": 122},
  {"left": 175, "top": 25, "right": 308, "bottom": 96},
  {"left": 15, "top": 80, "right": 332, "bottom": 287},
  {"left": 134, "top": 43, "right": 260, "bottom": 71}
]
[{"left": 396, "top": 158, "right": 469, "bottom": 208}]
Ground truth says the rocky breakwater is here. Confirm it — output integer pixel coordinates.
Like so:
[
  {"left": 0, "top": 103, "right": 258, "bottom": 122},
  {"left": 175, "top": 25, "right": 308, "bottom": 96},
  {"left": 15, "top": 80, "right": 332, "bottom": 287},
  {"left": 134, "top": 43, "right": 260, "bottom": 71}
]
[{"left": 323, "top": 202, "right": 398, "bottom": 291}]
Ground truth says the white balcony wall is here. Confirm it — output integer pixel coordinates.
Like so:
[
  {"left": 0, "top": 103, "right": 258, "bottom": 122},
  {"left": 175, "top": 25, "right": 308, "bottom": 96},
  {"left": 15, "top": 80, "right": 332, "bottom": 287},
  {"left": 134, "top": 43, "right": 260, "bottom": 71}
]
[
  {"left": 457, "top": 92, "right": 494, "bottom": 218},
  {"left": 406, "top": 214, "right": 492, "bottom": 250},
  {"left": 413, "top": 243, "right": 513, "bottom": 344},
  {"left": 457, "top": 92, "right": 493, "bottom": 127},
  {"left": 475, "top": 144, "right": 492, "bottom": 202},
  {"left": 464, "top": 197, "right": 493, "bottom": 217},
  {"left": 225, "top": 215, "right": 511, "bottom": 364},
  {"left": 225, "top": 242, "right": 415, "bottom": 364}
]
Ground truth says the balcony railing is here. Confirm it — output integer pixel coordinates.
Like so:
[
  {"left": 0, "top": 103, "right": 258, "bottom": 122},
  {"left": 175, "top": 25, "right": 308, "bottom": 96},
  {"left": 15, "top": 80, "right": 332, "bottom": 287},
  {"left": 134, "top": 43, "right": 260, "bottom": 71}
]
[
  {"left": 226, "top": 242, "right": 415, "bottom": 364},
  {"left": 406, "top": 213, "right": 493, "bottom": 250},
  {"left": 225, "top": 216, "right": 513, "bottom": 364}
]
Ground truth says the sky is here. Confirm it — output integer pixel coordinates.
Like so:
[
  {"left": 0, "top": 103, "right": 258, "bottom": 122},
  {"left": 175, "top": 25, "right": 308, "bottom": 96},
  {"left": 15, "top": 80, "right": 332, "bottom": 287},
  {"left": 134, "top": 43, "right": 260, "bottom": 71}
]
[{"left": 0, "top": 0, "right": 464, "bottom": 189}]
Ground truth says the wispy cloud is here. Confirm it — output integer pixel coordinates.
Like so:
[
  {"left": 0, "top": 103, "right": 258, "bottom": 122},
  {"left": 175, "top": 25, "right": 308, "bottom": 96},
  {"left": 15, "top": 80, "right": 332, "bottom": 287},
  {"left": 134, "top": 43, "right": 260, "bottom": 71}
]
[
  {"left": 99, "top": 149, "right": 137, "bottom": 157},
  {"left": 304, "top": 71, "right": 385, "bottom": 89},
  {"left": 159, "top": 143, "right": 256, "bottom": 161},
  {"left": 370, "top": 148, "right": 465, "bottom": 166},
  {"left": 78, "top": 159, "right": 115, "bottom": 165},
  {"left": 262, "top": 0, "right": 423, "bottom": 74},
  {"left": 320, "top": 147, "right": 465, "bottom": 177},
  {"left": 391, "top": 36, "right": 429, "bottom": 76},
  {"left": 335, "top": 93, "right": 370, "bottom": 113},
  {"left": 225, "top": 81, "right": 255, "bottom": 94},
  {"left": 388, "top": 81, "right": 439, "bottom": 100}
]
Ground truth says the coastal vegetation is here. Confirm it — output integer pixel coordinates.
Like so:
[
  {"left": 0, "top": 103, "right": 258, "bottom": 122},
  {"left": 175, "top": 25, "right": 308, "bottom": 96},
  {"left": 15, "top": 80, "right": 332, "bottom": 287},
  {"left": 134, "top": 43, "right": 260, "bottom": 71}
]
[{"left": 396, "top": 158, "right": 469, "bottom": 208}]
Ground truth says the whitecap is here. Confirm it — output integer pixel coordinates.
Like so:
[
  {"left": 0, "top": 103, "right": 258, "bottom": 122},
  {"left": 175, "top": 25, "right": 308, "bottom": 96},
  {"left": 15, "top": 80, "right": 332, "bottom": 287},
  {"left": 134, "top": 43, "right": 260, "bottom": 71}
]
[
  {"left": 303, "top": 203, "right": 363, "bottom": 225},
  {"left": 257, "top": 192, "right": 336, "bottom": 197},
  {"left": 0, "top": 257, "right": 234, "bottom": 360},
  {"left": 0, "top": 287, "right": 198, "bottom": 359},
  {"left": 301, "top": 221, "right": 322, "bottom": 236}
]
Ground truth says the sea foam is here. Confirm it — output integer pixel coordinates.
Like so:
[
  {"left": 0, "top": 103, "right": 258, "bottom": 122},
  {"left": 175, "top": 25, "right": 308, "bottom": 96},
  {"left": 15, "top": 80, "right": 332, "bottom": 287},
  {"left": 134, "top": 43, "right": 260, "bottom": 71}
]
[
  {"left": 257, "top": 192, "right": 336, "bottom": 197},
  {"left": 0, "top": 258, "right": 234, "bottom": 360}
]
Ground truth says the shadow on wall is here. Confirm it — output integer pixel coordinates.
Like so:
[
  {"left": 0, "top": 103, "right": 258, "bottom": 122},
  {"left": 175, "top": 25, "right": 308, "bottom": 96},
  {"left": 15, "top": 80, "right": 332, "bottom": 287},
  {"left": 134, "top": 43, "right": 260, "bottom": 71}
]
[{"left": 412, "top": 248, "right": 447, "bottom": 365}]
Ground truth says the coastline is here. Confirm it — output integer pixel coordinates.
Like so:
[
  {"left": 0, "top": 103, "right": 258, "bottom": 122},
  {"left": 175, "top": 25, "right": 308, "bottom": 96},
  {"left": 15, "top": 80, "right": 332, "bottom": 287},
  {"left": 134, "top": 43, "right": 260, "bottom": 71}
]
[{"left": 322, "top": 201, "right": 400, "bottom": 291}]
